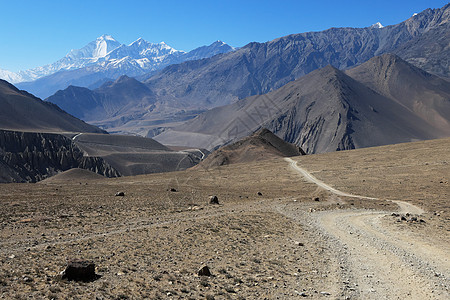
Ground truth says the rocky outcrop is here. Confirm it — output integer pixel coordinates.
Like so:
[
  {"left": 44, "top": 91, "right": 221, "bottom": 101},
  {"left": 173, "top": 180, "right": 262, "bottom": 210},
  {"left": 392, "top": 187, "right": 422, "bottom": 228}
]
[{"left": 0, "top": 130, "right": 119, "bottom": 183}]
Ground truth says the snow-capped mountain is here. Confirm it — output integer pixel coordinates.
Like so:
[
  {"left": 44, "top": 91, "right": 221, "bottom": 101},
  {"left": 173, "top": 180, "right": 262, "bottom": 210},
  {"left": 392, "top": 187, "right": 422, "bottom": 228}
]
[
  {"left": 5, "top": 35, "right": 122, "bottom": 83},
  {"left": 3, "top": 35, "right": 235, "bottom": 98},
  {"left": 0, "top": 68, "right": 22, "bottom": 83},
  {"left": 66, "top": 34, "right": 121, "bottom": 61},
  {"left": 1, "top": 35, "right": 233, "bottom": 85},
  {"left": 369, "top": 22, "right": 384, "bottom": 29}
]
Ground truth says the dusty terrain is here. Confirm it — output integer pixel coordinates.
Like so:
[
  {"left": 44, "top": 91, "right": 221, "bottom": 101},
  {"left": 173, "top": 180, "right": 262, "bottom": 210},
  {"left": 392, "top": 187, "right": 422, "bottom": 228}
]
[{"left": 0, "top": 138, "right": 449, "bottom": 299}]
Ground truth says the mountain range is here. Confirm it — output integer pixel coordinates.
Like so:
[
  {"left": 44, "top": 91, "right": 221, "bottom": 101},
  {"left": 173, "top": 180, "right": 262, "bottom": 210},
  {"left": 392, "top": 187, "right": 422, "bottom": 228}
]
[
  {"left": 1, "top": 36, "right": 234, "bottom": 98},
  {"left": 45, "top": 3, "right": 450, "bottom": 141},
  {"left": 153, "top": 54, "right": 450, "bottom": 153},
  {"left": 143, "top": 4, "right": 449, "bottom": 110}
]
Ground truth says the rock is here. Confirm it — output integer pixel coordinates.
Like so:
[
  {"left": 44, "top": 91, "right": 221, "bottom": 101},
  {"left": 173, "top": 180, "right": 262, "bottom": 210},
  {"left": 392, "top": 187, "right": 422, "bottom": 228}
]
[
  {"left": 209, "top": 195, "right": 219, "bottom": 205},
  {"left": 419, "top": 219, "right": 426, "bottom": 223},
  {"left": 169, "top": 188, "right": 177, "bottom": 192},
  {"left": 313, "top": 197, "right": 320, "bottom": 202},
  {"left": 257, "top": 192, "right": 263, "bottom": 196},
  {"left": 60, "top": 259, "right": 98, "bottom": 282},
  {"left": 400, "top": 216, "right": 407, "bottom": 221},
  {"left": 295, "top": 290, "right": 308, "bottom": 297},
  {"left": 410, "top": 216, "right": 418, "bottom": 222},
  {"left": 115, "top": 192, "right": 125, "bottom": 197},
  {"left": 21, "top": 276, "right": 33, "bottom": 283},
  {"left": 198, "top": 265, "right": 212, "bottom": 276}
]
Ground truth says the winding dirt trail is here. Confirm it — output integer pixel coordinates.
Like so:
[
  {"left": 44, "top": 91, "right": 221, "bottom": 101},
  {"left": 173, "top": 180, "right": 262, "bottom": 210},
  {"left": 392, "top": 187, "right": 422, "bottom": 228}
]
[{"left": 283, "top": 158, "right": 449, "bottom": 299}]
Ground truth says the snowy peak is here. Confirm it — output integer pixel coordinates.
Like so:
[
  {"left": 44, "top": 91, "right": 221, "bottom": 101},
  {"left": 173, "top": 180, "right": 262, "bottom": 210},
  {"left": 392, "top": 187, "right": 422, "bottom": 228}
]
[
  {"left": 0, "top": 35, "right": 234, "bottom": 91},
  {"left": 369, "top": 22, "right": 384, "bottom": 29},
  {"left": 107, "top": 37, "right": 183, "bottom": 61},
  {"left": 66, "top": 35, "right": 121, "bottom": 60},
  {"left": 0, "top": 68, "right": 22, "bottom": 84}
]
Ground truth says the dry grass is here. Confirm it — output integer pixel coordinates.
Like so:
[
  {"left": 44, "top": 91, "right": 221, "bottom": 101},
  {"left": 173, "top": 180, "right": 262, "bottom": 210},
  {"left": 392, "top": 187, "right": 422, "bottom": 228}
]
[{"left": 0, "top": 138, "right": 449, "bottom": 299}]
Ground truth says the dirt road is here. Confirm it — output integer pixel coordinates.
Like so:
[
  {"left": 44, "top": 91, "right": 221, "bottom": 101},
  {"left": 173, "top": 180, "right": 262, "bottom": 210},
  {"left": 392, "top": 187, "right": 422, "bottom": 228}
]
[{"left": 282, "top": 158, "right": 449, "bottom": 299}]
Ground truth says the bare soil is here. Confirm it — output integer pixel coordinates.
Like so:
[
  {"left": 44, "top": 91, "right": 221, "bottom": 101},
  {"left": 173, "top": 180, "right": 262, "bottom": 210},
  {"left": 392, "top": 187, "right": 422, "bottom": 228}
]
[{"left": 0, "top": 138, "right": 449, "bottom": 299}]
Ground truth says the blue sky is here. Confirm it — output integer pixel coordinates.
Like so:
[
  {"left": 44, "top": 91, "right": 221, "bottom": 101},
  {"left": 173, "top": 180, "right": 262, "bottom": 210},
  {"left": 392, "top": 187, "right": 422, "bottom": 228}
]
[{"left": 0, "top": 0, "right": 448, "bottom": 72}]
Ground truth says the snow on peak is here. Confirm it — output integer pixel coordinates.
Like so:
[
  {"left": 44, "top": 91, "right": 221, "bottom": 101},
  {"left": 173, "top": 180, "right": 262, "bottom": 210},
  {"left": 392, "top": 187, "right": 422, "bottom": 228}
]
[
  {"left": 4, "top": 36, "right": 232, "bottom": 85},
  {"left": 412, "top": 13, "right": 418, "bottom": 17},
  {"left": 98, "top": 34, "right": 117, "bottom": 42},
  {"left": 66, "top": 35, "right": 121, "bottom": 60},
  {"left": 0, "top": 68, "right": 23, "bottom": 83},
  {"left": 369, "top": 22, "right": 384, "bottom": 29}
]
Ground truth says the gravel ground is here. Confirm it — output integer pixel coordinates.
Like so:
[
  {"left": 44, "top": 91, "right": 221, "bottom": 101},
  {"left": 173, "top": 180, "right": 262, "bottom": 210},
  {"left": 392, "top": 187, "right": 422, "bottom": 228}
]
[{"left": 0, "top": 138, "right": 449, "bottom": 299}]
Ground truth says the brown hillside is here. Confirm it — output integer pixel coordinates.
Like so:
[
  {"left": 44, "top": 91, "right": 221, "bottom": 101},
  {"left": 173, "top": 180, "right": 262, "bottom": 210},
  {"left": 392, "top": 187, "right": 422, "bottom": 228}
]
[{"left": 196, "top": 128, "right": 304, "bottom": 169}]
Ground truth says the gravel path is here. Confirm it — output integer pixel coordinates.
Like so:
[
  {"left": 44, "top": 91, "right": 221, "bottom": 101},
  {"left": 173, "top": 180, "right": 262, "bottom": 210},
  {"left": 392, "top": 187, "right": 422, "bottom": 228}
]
[{"left": 281, "top": 158, "right": 449, "bottom": 299}]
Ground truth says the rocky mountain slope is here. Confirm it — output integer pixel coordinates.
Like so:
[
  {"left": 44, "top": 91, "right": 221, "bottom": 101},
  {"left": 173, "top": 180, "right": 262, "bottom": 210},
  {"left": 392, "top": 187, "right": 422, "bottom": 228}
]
[
  {"left": 70, "top": 133, "right": 204, "bottom": 177},
  {"left": 0, "top": 130, "right": 119, "bottom": 183},
  {"left": 12, "top": 36, "right": 234, "bottom": 98},
  {"left": 0, "top": 79, "right": 105, "bottom": 134},
  {"left": 144, "top": 4, "right": 449, "bottom": 110},
  {"left": 47, "top": 75, "right": 156, "bottom": 121},
  {"left": 345, "top": 54, "right": 450, "bottom": 131},
  {"left": 154, "top": 55, "right": 450, "bottom": 153},
  {"left": 0, "top": 129, "right": 205, "bottom": 183},
  {"left": 197, "top": 128, "right": 305, "bottom": 169}
]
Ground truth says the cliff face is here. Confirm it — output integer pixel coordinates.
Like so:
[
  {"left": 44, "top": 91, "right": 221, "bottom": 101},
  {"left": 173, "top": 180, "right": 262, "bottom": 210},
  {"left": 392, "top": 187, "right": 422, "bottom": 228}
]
[{"left": 0, "top": 130, "right": 119, "bottom": 183}]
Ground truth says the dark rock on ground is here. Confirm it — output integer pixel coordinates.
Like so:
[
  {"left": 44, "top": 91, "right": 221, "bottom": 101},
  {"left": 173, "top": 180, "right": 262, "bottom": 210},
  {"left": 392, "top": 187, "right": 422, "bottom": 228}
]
[
  {"left": 198, "top": 265, "right": 212, "bottom": 276},
  {"left": 209, "top": 196, "right": 219, "bottom": 205},
  {"left": 115, "top": 192, "right": 125, "bottom": 197},
  {"left": 60, "top": 260, "right": 98, "bottom": 282}
]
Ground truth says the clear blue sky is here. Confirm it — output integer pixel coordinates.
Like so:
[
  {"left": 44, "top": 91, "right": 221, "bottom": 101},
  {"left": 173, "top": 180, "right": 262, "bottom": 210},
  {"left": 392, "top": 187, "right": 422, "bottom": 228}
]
[{"left": 0, "top": 0, "right": 448, "bottom": 72}]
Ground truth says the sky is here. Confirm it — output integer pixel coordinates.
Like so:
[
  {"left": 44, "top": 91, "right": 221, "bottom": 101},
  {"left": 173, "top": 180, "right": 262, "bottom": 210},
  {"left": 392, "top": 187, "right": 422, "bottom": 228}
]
[{"left": 0, "top": 0, "right": 448, "bottom": 72}]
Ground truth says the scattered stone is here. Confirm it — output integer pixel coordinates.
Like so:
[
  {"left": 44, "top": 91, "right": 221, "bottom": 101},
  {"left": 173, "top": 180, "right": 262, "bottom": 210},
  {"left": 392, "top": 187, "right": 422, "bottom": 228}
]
[
  {"left": 400, "top": 216, "right": 407, "bottom": 221},
  {"left": 295, "top": 241, "right": 305, "bottom": 246},
  {"left": 115, "top": 192, "right": 125, "bottom": 197},
  {"left": 391, "top": 213, "right": 400, "bottom": 217},
  {"left": 60, "top": 259, "right": 98, "bottom": 282},
  {"left": 257, "top": 192, "right": 263, "bottom": 196},
  {"left": 313, "top": 197, "right": 320, "bottom": 202},
  {"left": 198, "top": 265, "right": 212, "bottom": 276},
  {"left": 295, "top": 290, "right": 308, "bottom": 297},
  {"left": 169, "top": 188, "right": 177, "bottom": 192},
  {"left": 209, "top": 195, "right": 219, "bottom": 205},
  {"left": 410, "top": 217, "right": 418, "bottom": 222},
  {"left": 419, "top": 219, "right": 426, "bottom": 223},
  {"left": 21, "top": 276, "right": 33, "bottom": 283}
]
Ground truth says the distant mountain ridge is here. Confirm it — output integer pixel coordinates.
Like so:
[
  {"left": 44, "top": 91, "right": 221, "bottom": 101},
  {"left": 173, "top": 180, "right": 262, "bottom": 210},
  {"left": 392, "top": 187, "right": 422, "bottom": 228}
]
[
  {"left": 153, "top": 54, "right": 450, "bottom": 154},
  {"left": 5, "top": 36, "right": 234, "bottom": 98},
  {"left": 144, "top": 4, "right": 449, "bottom": 111},
  {"left": 46, "top": 3, "right": 450, "bottom": 139},
  {"left": 0, "top": 79, "right": 105, "bottom": 134}
]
